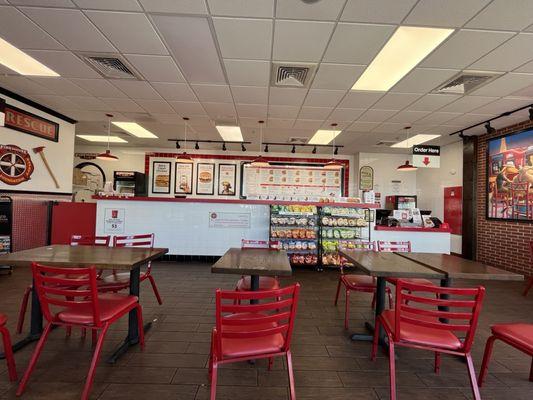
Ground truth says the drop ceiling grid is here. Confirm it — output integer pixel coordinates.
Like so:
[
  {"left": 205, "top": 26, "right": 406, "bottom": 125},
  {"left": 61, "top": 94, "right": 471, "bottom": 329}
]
[{"left": 0, "top": 0, "right": 533, "bottom": 151}]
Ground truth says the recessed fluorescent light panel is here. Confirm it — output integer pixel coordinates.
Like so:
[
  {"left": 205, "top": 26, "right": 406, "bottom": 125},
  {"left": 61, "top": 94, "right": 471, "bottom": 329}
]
[
  {"left": 216, "top": 125, "right": 243, "bottom": 142},
  {"left": 390, "top": 134, "right": 440, "bottom": 148},
  {"left": 352, "top": 26, "right": 454, "bottom": 91},
  {"left": 112, "top": 122, "right": 158, "bottom": 138},
  {"left": 308, "top": 129, "right": 342, "bottom": 145},
  {"left": 0, "top": 37, "right": 59, "bottom": 76},
  {"left": 77, "top": 135, "right": 127, "bottom": 143}
]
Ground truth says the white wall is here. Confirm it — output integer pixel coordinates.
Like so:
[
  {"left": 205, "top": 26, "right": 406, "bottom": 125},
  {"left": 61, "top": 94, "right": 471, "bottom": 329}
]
[{"left": 0, "top": 94, "right": 76, "bottom": 193}]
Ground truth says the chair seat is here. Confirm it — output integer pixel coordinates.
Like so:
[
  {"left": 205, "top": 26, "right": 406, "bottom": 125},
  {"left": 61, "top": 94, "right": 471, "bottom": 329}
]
[
  {"left": 236, "top": 276, "right": 280, "bottom": 291},
  {"left": 381, "top": 310, "right": 462, "bottom": 350},
  {"left": 220, "top": 312, "right": 285, "bottom": 358},
  {"left": 341, "top": 274, "right": 376, "bottom": 288},
  {"left": 387, "top": 278, "right": 436, "bottom": 286},
  {"left": 57, "top": 293, "right": 138, "bottom": 325},
  {"left": 491, "top": 323, "right": 533, "bottom": 352},
  {"left": 0, "top": 313, "right": 7, "bottom": 326}
]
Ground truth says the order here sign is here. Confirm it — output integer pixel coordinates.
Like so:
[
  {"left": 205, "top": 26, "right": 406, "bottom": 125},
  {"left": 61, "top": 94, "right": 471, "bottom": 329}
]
[{"left": 412, "top": 145, "right": 440, "bottom": 168}]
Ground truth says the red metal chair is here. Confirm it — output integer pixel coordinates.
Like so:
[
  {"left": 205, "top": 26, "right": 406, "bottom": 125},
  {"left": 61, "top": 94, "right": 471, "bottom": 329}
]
[
  {"left": 209, "top": 284, "right": 300, "bottom": 400},
  {"left": 235, "top": 240, "right": 280, "bottom": 292},
  {"left": 509, "top": 182, "right": 531, "bottom": 220},
  {"left": 16, "top": 234, "right": 111, "bottom": 334},
  {"left": 371, "top": 280, "right": 485, "bottom": 400},
  {"left": 98, "top": 234, "right": 163, "bottom": 305},
  {"left": 478, "top": 323, "right": 533, "bottom": 385},
  {"left": 0, "top": 314, "right": 17, "bottom": 382},
  {"left": 523, "top": 241, "right": 533, "bottom": 296},
  {"left": 16, "top": 262, "right": 144, "bottom": 400},
  {"left": 334, "top": 241, "right": 393, "bottom": 329}
]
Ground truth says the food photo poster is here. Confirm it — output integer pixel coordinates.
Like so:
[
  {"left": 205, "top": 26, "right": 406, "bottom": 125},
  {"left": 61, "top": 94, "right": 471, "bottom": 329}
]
[
  {"left": 175, "top": 162, "right": 193, "bottom": 195},
  {"left": 218, "top": 164, "right": 236, "bottom": 196},
  {"left": 196, "top": 163, "right": 215, "bottom": 195},
  {"left": 152, "top": 161, "right": 171, "bottom": 194}
]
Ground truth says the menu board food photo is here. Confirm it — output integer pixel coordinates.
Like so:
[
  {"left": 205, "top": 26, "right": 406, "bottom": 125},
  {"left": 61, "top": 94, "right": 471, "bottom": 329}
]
[
  {"left": 152, "top": 161, "right": 171, "bottom": 194},
  {"left": 218, "top": 164, "right": 236, "bottom": 196},
  {"left": 196, "top": 163, "right": 215, "bottom": 195},
  {"left": 175, "top": 162, "right": 193, "bottom": 195}
]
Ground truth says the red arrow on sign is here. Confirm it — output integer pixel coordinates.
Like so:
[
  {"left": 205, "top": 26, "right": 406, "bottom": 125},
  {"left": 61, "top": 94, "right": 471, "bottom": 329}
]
[{"left": 423, "top": 157, "right": 430, "bottom": 166}]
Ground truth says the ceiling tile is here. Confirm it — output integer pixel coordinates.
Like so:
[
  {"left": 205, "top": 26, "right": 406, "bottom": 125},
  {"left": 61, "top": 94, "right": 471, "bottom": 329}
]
[
  {"left": 471, "top": 97, "right": 533, "bottom": 115},
  {"left": 372, "top": 122, "right": 404, "bottom": 133},
  {"left": 438, "top": 95, "right": 498, "bottom": 113},
  {"left": 0, "top": 75, "right": 54, "bottom": 95},
  {"left": 269, "top": 87, "right": 307, "bottom": 106},
  {"left": 0, "top": 6, "right": 63, "bottom": 50},
  {"left": 391, "top": 68, "right": 459, "bottom": 94},
  {"left": 371, "top": 93, "right": 421, "bottom": 110},
  {"left": 311, "top": 64, "right": 365, "bottom": 90},
  {"left": 125, "top": 55, "right": 185, "bottom": 83},
  {"left": 213, "top": 18, "right": 272, "bottom": 60},
  {"left": 415, "top": 111, "right": 462, "bottom": 124},
  {"left": 224, "top": 59, "right": 270, "bottom": 86},
  {"left": 327, "top": 108, "right": 365, "bottom": 121},
  {"left": 292, "top": 119, "right": 323, "bottom": 129},
  {"left": 69, "top": 78, "right": 128, "bottom": 97},
  {"left": 73, "top": 0, "right": 142, "bottom": 11},
  {"left": 235, "top": 104, "right": 267, "bottom": 118},
  {"left": 151, "top": 114, "right": 184, "bottom": 124},
  {"left": 25, "top": 50, "right": 101, "bottom": 78},
  {"left": 136, "top": 99, "right": 174, "bottom": 114},
  {"left": 9, "top": 0, "right": 74, "bottom": 6},
  {"left": 341, "top": 0, "right": 417, "bottom": 24},
  {"left": 321, "top": 120, "right": 352, "bottom": 130},
  {"left": 471, "top": 73, "right": 533, "bottom": 97},
  {"left": 203, "top": 102, "right": 236, "bottom": 119},
  {"left": 358, "top": 109, "right": 398, "bottom": 122},
  {"left": 138, "top": 0, "right": 207, "bottom": 14},
  {"left": 86, "top": 11, "right": 168, "bottom": 55},
  {"left": 347, "top": 121, "right": 380, "bottom": 132},
  {"left": 152, "top": 82, "right": 197, "bottom": 101},
  {"left": 20, "top": 7, "right": 116, "bottom": 52},
  {"left": 446, "top": 113, "right": 491, "bottom": 126},
  {"left": 110, "top": 80, "right": 161, "bottom": 99},
  {"left": 386, "top": 110, "right": 429, "bottom": 123},
  {"left": 404, "top": 0, "right": 490, "bottom": 27},
  {"left": 169, "top": 101, "right": 206, "bottom": 116},
  {"left": 267, "top": 118, "right": 295, "bottom": 128},
  {"left": 66, "top": 95, "right": 108, "bottom": 110},
  {"left": 298, "top": 106, "right": 333, "bottom": 119},
  {"left": 152, "top": 15, "right": 225, "bottom": 84},
  {"left": 469, "top": 33, "right": 533, "bottom": 72},
  {"left": 100, "top": 97, "right": 144, "bottom": 112},
  {"left": 338, "top": 91, "right": 383, "bottom": 108},
  {"left": 192, "top": 84, "right": 233, "bottom": 103},
  {"left": 30, "top": 94, "right": 80, "bottom": 110},
  {"left": 231, "top": 86, "right": 269, "bottom": 104},
  {"left": 466, "top": 0, "right": 533, "bottom": 31},
  {"left": 515, "top": 59, "right": 533, "bottom": 73},
  {"left": 29, "top": 77, "right": 90, "bottom": 96},
  {"left": 236, "top": 117, "right": 262, "bottom": 127},
  {"left": 420, "top": 29, "right": 514, "bottom": 70},
  {"left": 323, "top": 23, "right": 395, "bottom": 64},
  {"left": 276, "top": 0, "right": 346, "bottom": 20},
  {"left": 268, "top": 105, "right": 299, "bottom": 119},
  {"left": 303, "top": 89, "right": 346, "bottom": 107},
  {"left": 407, "top": 94, "right": 461, "bottom": 111},
  {"left": 511, "top": 83, "right": 533, "bottom": 97},
  {"left": 273, "top": 20, "right": 335, "bottom": 62},
  {"left": 207, "top": 0, "right": 274, "bottom": 18}
]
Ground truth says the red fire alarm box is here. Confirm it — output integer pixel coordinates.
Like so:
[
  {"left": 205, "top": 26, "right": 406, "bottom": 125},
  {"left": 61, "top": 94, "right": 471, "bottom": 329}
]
[{"left": 444, "top": 186, "right": 462, "bottom": 235}]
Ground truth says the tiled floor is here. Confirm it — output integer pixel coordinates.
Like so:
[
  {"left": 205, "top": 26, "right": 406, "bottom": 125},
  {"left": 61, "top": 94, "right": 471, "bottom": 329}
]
[{"left": 0, "top": 262, "right": 532, "bottom": 400}]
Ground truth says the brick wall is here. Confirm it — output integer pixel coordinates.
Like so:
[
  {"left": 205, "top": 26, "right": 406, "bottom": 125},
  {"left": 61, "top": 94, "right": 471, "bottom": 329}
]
[{"left": 476, "top": 119, "right": 533, "bottom": 277}]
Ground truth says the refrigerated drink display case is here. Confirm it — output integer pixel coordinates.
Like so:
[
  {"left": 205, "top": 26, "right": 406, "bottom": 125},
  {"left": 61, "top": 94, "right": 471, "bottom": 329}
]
[
  {"left": 113, "top": 171, "right": 147, "bottom": 196},
  {"left": 385, "top": 195, "right": 417, "bottom": 210}
]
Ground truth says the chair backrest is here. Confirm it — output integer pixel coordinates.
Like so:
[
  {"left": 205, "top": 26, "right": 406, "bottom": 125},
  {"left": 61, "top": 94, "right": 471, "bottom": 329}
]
[
  {"left": 31, "top": 262, "right": 102, "bottom": 327},
  {"left": 339, "top": 240, "right": 375, "bottom": 252},
  {"left": 70, "top": 234, "right": 110, "bottom": 247},
  {"left": 113, "top": 233, "right": 154, "bottom": 248},
  {"left": 377, "top": 240, "right": 411, "bottom": 252},
  {"left": 394, "top": 280, "right": 485, "bottom": 352},
  {"left": 214, "top": 284, "right": 300, "bottom": 359}
]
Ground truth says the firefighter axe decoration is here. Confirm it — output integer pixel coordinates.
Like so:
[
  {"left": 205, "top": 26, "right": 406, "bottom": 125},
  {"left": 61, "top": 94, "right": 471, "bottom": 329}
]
[{"left": 32, "top": 146, "right": 60, "bottom": 188}]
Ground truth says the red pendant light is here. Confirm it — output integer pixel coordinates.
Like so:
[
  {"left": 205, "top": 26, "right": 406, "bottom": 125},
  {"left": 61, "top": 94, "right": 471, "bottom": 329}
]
[
  {"left": 176, "top": 117, "right": 194, "bottom": 163},
  {"left": 97, "top": 113, "right": 119, "bottom": 161},
  {"left": 250, "top": 120, "right": 270, "bottom": 167}
]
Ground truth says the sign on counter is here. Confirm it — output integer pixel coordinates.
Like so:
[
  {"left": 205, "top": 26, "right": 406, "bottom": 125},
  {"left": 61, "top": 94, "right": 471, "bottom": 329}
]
[
  {"left": 413, "top": 145, "right": 440, "bottom": 168},
  {"left": 104, "top": 208, "right": 125, "bottom": 233},
  {"left": 209, "top": 212, "right": 251, "bottom": 229}
]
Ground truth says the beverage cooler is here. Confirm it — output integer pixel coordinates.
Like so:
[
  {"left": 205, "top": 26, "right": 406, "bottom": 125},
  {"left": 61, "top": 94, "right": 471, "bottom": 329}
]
[
  {"left": 385, "top": 195, "right": 417, "bottom": 210},
  {"left": 0, "top": 197, "right": 12, "bottom": 273},
  {"left": 113, "top": 171, "right": 147, "bottom": 196}
]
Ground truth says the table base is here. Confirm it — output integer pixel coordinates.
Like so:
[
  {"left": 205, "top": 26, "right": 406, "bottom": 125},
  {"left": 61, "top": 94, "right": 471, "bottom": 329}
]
[{"left": 106, "top": 321, "right": 153, "bottom": 364}]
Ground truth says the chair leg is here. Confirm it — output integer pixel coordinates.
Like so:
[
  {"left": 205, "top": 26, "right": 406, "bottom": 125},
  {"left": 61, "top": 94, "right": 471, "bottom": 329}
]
[
  {"left": 286, "top": 350, "right": 296, "bottom": 400},
  {"left": 387, "top": 289, "right": 394, "bottom": 309},
  {"left": 465, "top": 353, "right": 481, "bottom": 400},
  {"left": 16, "top": 322, "right": 53, "bottom": 396},
  {"left": 210, "top": 360, "right": 218, "bottom": 400},
  {"left": 0, "top": 326, "right": 17, "bottom": 382},
  {"left": 268, "top": 357, "right": 273, "bottom": 371},
  {"left": 65, "top": 326, "right": 72, "bottom": 337},
  {"left": 136, "top": 305, "right": 145, "bottom": 349},
  {"left": 371, "top": 292, "right": 376, "bottom": 309},
  {"left": 371, "top": 317, "right": 381, "bottom": 361},
  {"left": 16, "top": 286, "right": 32, "bottom": 334},
  {"left": 344, "top": 289, "right": 350, "bottom": 330},
  {"left": 529, "top": 357, "right": 533, "bottom": 382},
  {"left": 478, "top": 335, "right": 497, "bottom": 387},
  {"left": 81, "top": 324, "right": 109, "bottom": 400},
  {"left": 388, "top": 338, "right": 397, "bottom": 400},
  {"left": 147, "top": 275, "right": 163, "bottom": 305},
  {"left": 523, "top": 277, "right": 533, "bottom": 296},
  {"left": 334, "top": 278, "right": 342, "bottom": 306},
  {"left": 434, "top": 352, "right": 441, "bottom": 374}
]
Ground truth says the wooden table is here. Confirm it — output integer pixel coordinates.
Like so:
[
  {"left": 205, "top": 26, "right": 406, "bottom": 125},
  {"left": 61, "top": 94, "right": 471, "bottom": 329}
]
[
  {"left": 0, "top": 245, "right": 168, "bottom": 363},
  {"left": 339, "top": 250, "right": 445, "bottom": 345},
  {"left": 212, "top": 248, "right": 292, "bottom": 303}
]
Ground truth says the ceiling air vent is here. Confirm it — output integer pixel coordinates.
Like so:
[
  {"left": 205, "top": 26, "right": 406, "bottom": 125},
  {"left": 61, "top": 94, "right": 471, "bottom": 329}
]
[
  {"left": 78, "top": 53, "right": 141, "bottom": 80},
  {"left": 271, "top": 63, "right": 316, "bottom": 88},
  {"left": 433, "top": 71, "right": 502, "bottom": 95}
]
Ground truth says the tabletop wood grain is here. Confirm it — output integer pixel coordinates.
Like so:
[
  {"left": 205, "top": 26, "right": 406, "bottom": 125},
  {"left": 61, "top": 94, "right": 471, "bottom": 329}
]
[
  {"left": 396, "top": 253, "right": 524, "bottom": 281},
  {"left": 0, "top": 245, "right": 168, "bottom": 270},
  {"left": 339, "top": 250, "right": 445, "bottom": 279},
  {"left": 212, "top": 248, "right": 292, "bottom": 277}
]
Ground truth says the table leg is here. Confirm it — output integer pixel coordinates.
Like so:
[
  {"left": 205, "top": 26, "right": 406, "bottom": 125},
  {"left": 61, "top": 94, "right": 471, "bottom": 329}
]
[
  {"left": 439, "top": 278, "right": 452, "bottom": 324},
  {"left": 0, "top": 279, "right": 43, "bottom": 360},
  {"left": 351, "top": 277, "right": 387, "bottom": 349},
  {"left": 250, "top": 274, "right": 259, "bottom": 304},
  {"left": 107, "top": 266, "right": 151, "bottom": 364}
]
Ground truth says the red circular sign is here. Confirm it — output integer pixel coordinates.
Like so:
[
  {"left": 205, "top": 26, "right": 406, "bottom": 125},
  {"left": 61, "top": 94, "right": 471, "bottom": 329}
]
[{"left": 0, "top": 145, "right": 34, "bottom": 185}]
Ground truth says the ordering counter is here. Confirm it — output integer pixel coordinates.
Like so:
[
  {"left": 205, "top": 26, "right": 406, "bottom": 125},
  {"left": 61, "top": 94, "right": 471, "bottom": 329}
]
[{"left": 94, "top": 197, "right": 451, "bottom": 258}]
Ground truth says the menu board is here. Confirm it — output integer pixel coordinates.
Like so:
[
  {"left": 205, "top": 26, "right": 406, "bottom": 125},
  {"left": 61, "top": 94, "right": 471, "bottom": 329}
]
[
  {"left": 242, "top": 164, "right": 343, "bottom": 199},
  {"left": 152, "top": 161, "right": 171, "bottom": 194}
]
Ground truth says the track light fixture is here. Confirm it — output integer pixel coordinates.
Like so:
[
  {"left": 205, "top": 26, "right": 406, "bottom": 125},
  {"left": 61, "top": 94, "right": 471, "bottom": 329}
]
[
  {"left": 175, "top": 141, "right": 180, "bottom": 149},
  {"left": 334, "top": 146, "right": 338, "bottom": 155},
  {"left": 291, "top": 145, "right": 296, "bottom": 154},
  {"left": 458, "top": 131, "right": 464, "bottom": 138},
  {"left": 222, "top": 142, "right": 226, "bottom": 151},
  {"left": 485, "top": 122, "right": 495, "bottom": 134},
  {"left": 312, "top": 146, "right": 317, "bottom": 154},
  {"left": 195, "top": 141, "right": 199, "bottom": 150},
  {"left": 264, "top": 144, "right": 269, "bottom": 152},
  {"left": 241, "top": 143, "right": 246, "bottom": 152},
  {"left": 529, "top": 106, "right": 533, "bottom": 121}
]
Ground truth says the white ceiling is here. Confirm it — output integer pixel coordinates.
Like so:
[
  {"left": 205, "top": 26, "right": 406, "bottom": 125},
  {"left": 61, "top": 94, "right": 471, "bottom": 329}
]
[{"left": 0, "top": 0, "right": 533, "bottom": 154}]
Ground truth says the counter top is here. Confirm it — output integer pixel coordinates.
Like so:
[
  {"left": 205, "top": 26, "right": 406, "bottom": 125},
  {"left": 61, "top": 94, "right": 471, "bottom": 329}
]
[
  {"left": 93, "top": 195, "right": 380, "bottom": 209},
  {"left": 374, "top": 226, "right": 452, "bottom": 233}
]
